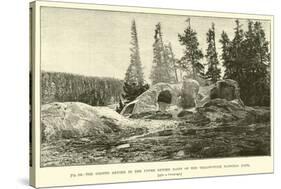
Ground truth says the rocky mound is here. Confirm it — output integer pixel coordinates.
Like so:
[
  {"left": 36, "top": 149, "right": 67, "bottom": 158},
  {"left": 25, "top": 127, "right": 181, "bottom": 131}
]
[
  {"left": 121, "top": 78, "right": 200, "bottom": 115},
  {"left": 121, "top": 83, "right": 182, "bottom": 115},
  {"left": 41, "top": 102, "right": 143, "bottom": 142},
  {"left": 129, "top": 98, "right": 270, "bottom": 126},
  {"left": 198, "top": 79, "right": 244, "bottom": 107},
  {"left": 41, "top": 102, "right": 107, "bottom": 142},
  {"left": 179, "top": 99, "right": 269, "bottom": 128},
  {"left": 181, "top": 78, "right": 200, "bottom": 108}
]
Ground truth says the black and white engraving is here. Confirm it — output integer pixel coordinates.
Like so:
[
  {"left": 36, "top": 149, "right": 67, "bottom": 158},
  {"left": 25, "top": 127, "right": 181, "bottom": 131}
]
[{"left": 40, "top": 7, "right": 271, "bottom": 167}]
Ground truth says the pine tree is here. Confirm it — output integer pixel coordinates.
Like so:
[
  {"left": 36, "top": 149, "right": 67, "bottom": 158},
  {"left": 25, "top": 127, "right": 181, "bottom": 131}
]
[
  {"left": 124, "top": 20, "right": 144, "bottom": 86},
  {"left": 178, "top": 18, "right": 204, "bottom": 80},
  {"left": 242, "top": 21, "right": 257, "bottom": 83},
  {"left": 165, "top": 42, "right": 179, "bottom": 83},
  {"left": 205, "top": 23, "right": 221, "bottom": 83},
  {"left": 230, "top": 19, "right": 245, "bottom": 82},
  {"left": 220, "top": 20, "right": 245, "bottom": 83},
  {"left": 122, "top": 20, "right": 148, "bottom": 103},
  {"left": 241, "top": 20, "right": 270, "bottom": 105},
  {"left": 220, "top": 31, "right": 232, "bottom": 79},
  {"left": 150, "top": 23, "right": 176, "bottom": 84}
]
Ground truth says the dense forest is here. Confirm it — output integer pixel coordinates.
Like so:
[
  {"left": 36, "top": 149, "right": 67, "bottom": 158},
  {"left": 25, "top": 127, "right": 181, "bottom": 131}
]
[
  {"left": 219, "top": 20, "right": 270, "bottom": 106},
  {"left": 41, "top": 71, "right": 123, "bottom": 106},
  {"left": 122, "top": 18, "right": 270, "bottom": 107}
]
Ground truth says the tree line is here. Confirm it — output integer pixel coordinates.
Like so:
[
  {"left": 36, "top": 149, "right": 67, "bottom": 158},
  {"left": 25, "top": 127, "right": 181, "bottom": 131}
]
[
  {"left": 41, "top": 71, "right": 123, "bottom": 106},
  {"left": 121, "top": 18, "right": 270, "bottom": 108}
]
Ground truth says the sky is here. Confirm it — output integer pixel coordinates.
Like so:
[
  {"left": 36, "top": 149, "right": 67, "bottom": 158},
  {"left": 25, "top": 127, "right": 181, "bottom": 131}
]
[{"left": 41, "top": 7, "right": 271, "bottom": 82}]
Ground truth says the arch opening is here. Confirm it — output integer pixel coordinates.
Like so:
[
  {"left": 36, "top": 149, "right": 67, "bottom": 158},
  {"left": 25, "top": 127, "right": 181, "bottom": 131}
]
[{"left": 157, "top": 90, "right": 172, "bottom": 112}]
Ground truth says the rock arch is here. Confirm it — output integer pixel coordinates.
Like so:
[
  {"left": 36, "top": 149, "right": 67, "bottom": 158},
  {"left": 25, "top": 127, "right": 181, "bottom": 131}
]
[{"left": 121, "top": 83, "right": 181, "bottom": 115}]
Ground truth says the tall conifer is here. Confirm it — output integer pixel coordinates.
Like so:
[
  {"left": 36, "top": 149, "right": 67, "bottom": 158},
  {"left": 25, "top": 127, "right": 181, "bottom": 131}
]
[
  {"left": 205, "top": 23, "right": 221, "bottom": 83},
  {"left": 150, "top": 23, "right": 176, "bottom": 84},
  {"left": 122, "top": 20, "right": 148, "bottom": 103},
  {"left": 178, "top": 18, "right": 204, "bottom": 80}
]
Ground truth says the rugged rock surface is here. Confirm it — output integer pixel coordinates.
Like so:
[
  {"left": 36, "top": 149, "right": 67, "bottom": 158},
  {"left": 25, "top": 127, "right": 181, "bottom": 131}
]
[
  {"left": 41, "top": 100, "right": 270, "bottom": 167},
  {"left": 121, "top": 79, "right": 243, "bottom": 116},
  {"left": 210, "top": 79, "right": 244, "bottom": 105},
  {"left": 197, "top": 79, "right": 244, "bottom": 108},
  {"left": 129, "top": 111, "right": 173, "bottom": 120},
  {"left": 40, "top": 80, "right": 270, "bottom": 167},
  {"left": 41, "top": 102, "right": 106, "bottom": 142},
  {"left": 178, "top": 99, "right": 270, "bottom": 126},
  {"left": 181, "top": 78, "right": 200, "bottom": 108},
  {"left": 41, "top": 120, "right": 270, "bottom": 166},
  {"left": 121, "top": 83, "right": 182, "bottom": 115},
  {"left": 41, "top": 102, "right": 146, "bottom": 143},
  {"left": 121, "top": 79, "right": 200, "bottom": 115}
]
